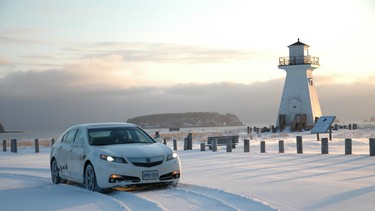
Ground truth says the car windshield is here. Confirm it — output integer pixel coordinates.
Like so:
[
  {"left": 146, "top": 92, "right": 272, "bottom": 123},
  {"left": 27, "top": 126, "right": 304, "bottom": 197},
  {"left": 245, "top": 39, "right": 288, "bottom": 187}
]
[{"left": 88, "top": 127, "right": 155, "bottom": 146}]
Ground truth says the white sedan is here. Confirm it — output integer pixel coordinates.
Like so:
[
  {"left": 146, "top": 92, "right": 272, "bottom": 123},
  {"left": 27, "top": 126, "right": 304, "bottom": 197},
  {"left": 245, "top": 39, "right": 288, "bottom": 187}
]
[{"left": 50, "top": 123, "right": 181, "bottom": 192}]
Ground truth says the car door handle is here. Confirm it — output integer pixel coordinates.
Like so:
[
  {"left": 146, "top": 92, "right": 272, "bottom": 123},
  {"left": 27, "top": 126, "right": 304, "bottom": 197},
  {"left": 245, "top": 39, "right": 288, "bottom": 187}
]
[{"left": 69, "top": 149, "right": 73, "bottom": 152}]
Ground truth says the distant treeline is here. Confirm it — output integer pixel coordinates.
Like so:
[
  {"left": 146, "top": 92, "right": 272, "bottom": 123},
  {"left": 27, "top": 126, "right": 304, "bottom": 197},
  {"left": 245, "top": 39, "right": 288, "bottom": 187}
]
[{"left": 127, "top": 112, "right": 243, "bottom": 128}]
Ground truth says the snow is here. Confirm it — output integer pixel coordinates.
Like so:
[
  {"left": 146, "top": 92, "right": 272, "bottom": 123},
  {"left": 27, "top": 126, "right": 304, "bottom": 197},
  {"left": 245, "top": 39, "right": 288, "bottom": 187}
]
[{"left": 1, "top": 127, "right": 375, "bottom": 210}]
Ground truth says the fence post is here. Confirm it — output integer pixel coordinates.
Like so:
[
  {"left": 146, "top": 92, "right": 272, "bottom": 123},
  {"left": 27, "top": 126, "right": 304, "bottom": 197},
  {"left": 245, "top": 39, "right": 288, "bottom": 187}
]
[
  {"left": 2, "top": 140, "right": 6, "bottom": 152},
  {"left": 51, "top": 138, "right": 55, "bottom": 146},
  {"left": 10, "top": 139, "right": 14, "bottom": 152},
  {"left": 296, "top": 136, "right": 303, "bottom": 154},
  {"left": 226, "top": 139, "right": 232, "bottom": 152},
  {"left": 260, "top": 141, "right": 266, "bottom": 153},
  {"left": 244, "top": 139, "right": 250, "bottom": 152},
  {"left": 173, "top": 139, "right": 177, "bottom": 151},
  {"left": 200, "top": 143, "right": 205, "bottom": 151},
  {"left": 11, "top": 139, "right": 17, "bottom": 153},
  {"left": 279, "top": 140, "right": 284, "bottom": 153},
  {"left": 212, "top": 139, "right": 217, "bottom": 152},
  {"left": 184, "top": 138, "right": 188, "bottom": 150},
  {"left": 35, "top": 139, "right": 39, "bottom": 153},
  {"left": 370, "top": 138, "right": 375, "bottom": 156},
  {"left": 345, "top": 138, "right": 352, "bottom": 155},
  {"left": 329, "top": 128, "right": 332, "bottom": 141},
  {"left": 187, "top": 133, "right": 193, "bottom": 150},
  {"left": 321, "top": 138, "right": 329, "bottom": 154}
]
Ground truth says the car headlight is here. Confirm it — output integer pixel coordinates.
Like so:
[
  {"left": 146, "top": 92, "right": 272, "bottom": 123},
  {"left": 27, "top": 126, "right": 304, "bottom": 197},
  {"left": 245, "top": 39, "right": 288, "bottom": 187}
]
[
  {"left": 166, "top": 152, "right": 178, "bottom": 161},
  {"left": 100, "top": 154, "right": 127, "bottom": 163}
]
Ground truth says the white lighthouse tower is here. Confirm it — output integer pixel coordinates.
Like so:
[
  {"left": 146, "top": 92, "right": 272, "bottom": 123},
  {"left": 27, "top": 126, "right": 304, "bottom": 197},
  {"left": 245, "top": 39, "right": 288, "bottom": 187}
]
[{"left": 277, "top": 39, "right": 322, "bottom": 130}]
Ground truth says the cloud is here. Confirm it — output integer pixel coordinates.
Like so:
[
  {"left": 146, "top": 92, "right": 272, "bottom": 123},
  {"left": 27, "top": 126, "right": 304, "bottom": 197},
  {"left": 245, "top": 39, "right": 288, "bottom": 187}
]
[
  {"left": 365, "top": 76, "right": 375, "bottom": 84},
  {"left": 0, "top": 57, "right": 9, "bottom": 65},
  {"left": 63, "top": 54, "right": 147, "bottom": 89},
  {"left": 0, "top": 67, "right": 374, "bottom": 130},
  {"left": 64, "top": 42, "right": 256, "bottom": 64},
  {"left": 318, "top": 81, "right": 375, "bottom": 121},
  {"left": 0, "top": 27, "right": 50, "bottom": 44},
  {"left": 0, "top": 35, "right": 39, "bottom": 44}
]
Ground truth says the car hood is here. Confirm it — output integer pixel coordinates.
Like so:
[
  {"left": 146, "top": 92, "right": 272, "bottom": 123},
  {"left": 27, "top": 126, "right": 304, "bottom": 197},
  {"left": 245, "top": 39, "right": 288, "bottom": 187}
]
[{"left": 96, "top": 143, "right": 172, "bottom": 158}]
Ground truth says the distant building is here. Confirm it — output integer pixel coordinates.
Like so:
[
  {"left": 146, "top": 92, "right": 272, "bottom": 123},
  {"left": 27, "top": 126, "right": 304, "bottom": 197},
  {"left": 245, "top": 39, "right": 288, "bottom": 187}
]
[{"left": 277, "top": 39, "right": 322, "bottom": 130}]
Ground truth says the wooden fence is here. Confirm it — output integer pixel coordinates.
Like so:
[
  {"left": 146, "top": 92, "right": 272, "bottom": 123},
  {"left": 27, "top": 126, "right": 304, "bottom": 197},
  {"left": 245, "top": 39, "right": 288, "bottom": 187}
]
[{"left": 3, "top": 138, "right": 55, "bottom": 153}]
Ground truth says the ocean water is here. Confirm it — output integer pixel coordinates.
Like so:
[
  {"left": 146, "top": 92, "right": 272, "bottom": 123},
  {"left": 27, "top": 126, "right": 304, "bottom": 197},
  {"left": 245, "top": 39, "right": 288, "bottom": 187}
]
[
  {"left": 1, "top": 121, "right": 374, "bottom": 141},
  {"left": 0, "top": 128, "right": 65, "bottom": 141},
  {"left": 0, "top": 126, "right": 248, "bottom": 141}
]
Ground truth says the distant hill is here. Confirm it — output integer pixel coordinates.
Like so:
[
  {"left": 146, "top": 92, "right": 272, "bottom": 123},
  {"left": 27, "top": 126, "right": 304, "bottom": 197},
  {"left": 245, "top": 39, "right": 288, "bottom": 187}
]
[{"left": 127, "top": 112, "right": 243, "bottom": 128}]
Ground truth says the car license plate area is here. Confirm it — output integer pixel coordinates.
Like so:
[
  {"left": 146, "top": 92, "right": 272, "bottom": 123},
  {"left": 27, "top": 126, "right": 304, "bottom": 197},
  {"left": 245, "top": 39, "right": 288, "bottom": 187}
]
[{"left": 142, "top": 170, "right": 158, "bottom": 180}]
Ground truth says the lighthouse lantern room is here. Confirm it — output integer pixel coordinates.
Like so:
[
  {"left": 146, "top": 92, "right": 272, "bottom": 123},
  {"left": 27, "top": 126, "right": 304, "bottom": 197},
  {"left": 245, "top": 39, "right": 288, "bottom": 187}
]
[{"left": 277, "top": 39, "right": 322, "bottom": 131}]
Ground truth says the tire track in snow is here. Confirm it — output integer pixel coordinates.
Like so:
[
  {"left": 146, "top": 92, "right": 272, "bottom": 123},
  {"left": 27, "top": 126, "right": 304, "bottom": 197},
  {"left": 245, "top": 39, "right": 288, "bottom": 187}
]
[
  {"left": 0, "top": 172, "right": 129, "bottom": 211},
  {"left": 0, "top": 172, "right": 51, "bottom": 183},
  {"left": 109, "top": 190, "right": 166, "bottom": 211},
  {"left": 132, "top": 188, "right": 235, "bottom": 211},
  {"left": 0, "top": 171, "right": 276, "bottom": 210},
  {"left": 118, "top": 183, "right": 277, "bottom": 211},
  {"left": 0, "top": 171, "right": 160, "bottom": 210},
  {"left": 176, "top": 184, "right": 277, "bottom": 210}
]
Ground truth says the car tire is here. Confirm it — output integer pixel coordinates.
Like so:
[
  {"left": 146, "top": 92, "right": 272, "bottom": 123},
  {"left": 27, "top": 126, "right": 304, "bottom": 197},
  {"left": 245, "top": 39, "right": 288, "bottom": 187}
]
[
  {"left": 51, "top": 159, "right": 62, "bottom": 184},
  {"left": 84, "top": 163, "right": 99, "bottom": 192}
]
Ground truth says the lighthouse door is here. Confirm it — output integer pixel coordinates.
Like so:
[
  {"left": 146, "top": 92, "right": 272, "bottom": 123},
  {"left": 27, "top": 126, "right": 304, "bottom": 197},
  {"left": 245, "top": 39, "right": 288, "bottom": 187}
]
[{"left": 288, "top": 99, "right": 301, "bottom": 123}]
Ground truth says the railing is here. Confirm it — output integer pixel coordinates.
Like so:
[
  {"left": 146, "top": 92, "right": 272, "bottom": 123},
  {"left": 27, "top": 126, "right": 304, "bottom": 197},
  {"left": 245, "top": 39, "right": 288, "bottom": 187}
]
[{"left": 279, "top": 56, "right": 319, "bottom": 66}]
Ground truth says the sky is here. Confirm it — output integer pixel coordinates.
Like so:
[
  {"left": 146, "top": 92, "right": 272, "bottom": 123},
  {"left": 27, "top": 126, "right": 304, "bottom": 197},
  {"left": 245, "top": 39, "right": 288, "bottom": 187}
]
[{"left": 0, "top": 0, "right": 375, "bottom": 130}]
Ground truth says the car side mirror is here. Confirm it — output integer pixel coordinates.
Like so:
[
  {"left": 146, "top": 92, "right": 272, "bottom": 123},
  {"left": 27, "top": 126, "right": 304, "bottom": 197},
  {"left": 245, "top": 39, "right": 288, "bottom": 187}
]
[{"left": 154, "top": 137, "right": 164, "bottom": 143}]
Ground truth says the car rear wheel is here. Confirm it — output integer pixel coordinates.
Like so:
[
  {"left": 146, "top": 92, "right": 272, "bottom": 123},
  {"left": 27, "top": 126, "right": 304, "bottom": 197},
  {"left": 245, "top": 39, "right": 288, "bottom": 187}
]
[
  {"left": 84, "top": 164, "right": 98, "bottom": 192},
  {"left": 51, "top": 159, "right": 62, "bottom": 184}
]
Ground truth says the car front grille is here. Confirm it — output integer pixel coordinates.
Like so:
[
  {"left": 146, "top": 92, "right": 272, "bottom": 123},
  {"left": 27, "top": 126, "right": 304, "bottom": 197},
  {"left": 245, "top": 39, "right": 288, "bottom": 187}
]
[
  {"left": 127, "top": 155, "right": 164, "bottom": 168},
  {"left": 131, "top": 160, "right": 163, "bottom": 167}
]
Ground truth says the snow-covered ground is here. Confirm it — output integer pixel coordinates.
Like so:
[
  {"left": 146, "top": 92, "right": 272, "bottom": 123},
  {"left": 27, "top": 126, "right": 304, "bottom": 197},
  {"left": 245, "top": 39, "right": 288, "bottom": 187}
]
[{"left": 1, "top": 127, "right": 374, "bottom": 210}]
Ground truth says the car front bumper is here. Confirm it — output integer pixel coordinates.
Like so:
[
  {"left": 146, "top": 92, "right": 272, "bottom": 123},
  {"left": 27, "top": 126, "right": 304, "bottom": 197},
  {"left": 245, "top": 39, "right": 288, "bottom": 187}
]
[{"left": 93, "top": 158, "right": 181, "bottom": 189}]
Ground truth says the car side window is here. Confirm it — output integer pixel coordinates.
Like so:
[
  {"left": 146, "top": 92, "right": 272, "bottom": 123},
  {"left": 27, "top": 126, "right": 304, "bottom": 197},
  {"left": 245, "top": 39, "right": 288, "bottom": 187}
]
[
  {"left": 61, "top": 133, "right": 68, "bottom": 143},
  {"left": 65, "top": 129, "right": 78, "bottom": 144},
  {"left": 74, "top": 129, "right": 84, "bottom": 144}
]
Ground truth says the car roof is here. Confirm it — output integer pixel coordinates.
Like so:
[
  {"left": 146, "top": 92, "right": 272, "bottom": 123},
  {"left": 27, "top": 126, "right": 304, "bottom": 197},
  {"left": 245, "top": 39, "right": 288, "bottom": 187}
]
[{"left": 74, "top": 122, "right": 138, "bottom": 129}]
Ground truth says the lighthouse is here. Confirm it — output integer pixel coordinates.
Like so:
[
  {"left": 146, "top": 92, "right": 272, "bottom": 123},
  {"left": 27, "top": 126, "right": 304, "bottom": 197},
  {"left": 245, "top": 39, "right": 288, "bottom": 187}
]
[{"left": 277, "top": 39, "right": 322, "bottom": 130}]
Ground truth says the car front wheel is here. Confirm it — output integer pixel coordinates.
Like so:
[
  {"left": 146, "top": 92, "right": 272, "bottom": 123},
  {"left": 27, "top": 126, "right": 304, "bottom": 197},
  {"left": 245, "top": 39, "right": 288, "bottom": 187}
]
[
  {"left": 51, "top": 159, "right": 62, "bottom": 184},
  {"left": 84, "top": 163, "right": 98, "bottom": 192}
]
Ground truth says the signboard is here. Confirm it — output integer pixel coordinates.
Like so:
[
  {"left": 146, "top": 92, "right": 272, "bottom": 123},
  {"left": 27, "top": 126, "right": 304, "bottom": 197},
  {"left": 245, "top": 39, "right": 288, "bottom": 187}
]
[{"left": 311, "top": 116, "right": 336, "bottom": 134}]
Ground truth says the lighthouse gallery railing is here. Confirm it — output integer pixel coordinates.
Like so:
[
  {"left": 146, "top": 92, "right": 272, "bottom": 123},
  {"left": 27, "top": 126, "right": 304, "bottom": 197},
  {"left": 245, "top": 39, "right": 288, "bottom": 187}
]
[{"left": 279, "top": 56, "right": 319, "bottom": 66}]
